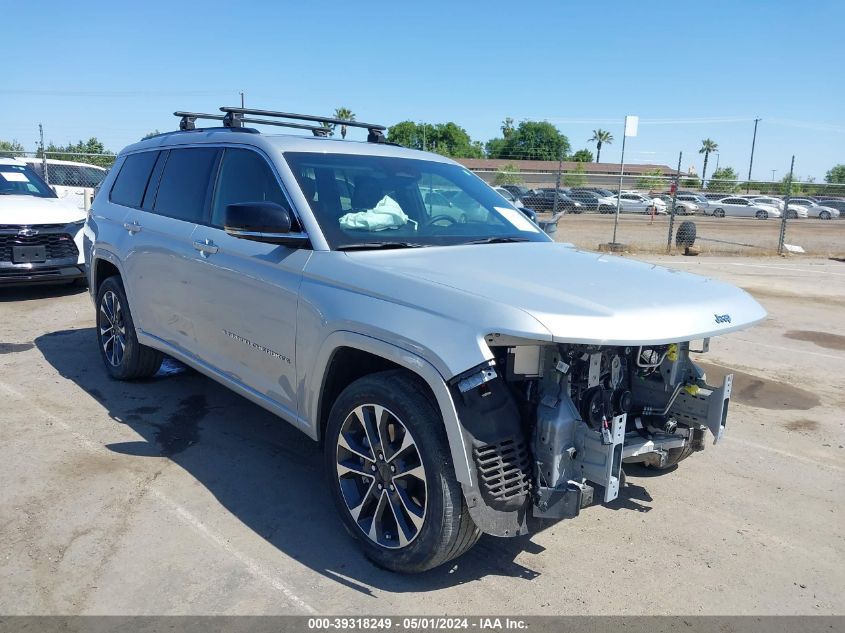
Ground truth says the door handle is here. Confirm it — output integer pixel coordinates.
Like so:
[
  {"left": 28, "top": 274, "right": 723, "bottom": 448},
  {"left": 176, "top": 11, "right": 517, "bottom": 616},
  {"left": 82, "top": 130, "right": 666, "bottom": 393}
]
[
  {"left": 123, "top": 221, "right": 142, "bottom": 234},
  {"left": 192, "top": 239, "right": 219, "bottom": 256}
]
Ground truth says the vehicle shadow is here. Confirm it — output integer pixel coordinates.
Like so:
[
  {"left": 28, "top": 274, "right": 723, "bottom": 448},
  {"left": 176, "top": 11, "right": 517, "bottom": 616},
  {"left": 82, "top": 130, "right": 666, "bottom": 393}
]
[
  {"left": 0, "top": 281, "right": 87, "bottom": 303},
  {"left": 35, "top": 327, "right": 646, "bottom": 592}
]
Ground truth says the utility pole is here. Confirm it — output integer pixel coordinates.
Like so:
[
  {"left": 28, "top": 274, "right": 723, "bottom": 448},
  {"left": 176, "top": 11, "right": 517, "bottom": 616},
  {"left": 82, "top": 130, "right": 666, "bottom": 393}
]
[
  {"left": 38, "top": 123, "right": 48, "bottom": 185},
  {"left": 746, "top": 117, "right": 761, "bottom": 192}
]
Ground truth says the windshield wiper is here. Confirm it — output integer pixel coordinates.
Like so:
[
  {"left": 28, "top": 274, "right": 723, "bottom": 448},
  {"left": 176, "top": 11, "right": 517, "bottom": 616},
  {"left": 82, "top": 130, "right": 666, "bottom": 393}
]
[
  {"left": 336, "top": 241, "right": 429, "bottom": 251},
  {"left": 462, "top": 236, "right": 531, "bottom": 245}
]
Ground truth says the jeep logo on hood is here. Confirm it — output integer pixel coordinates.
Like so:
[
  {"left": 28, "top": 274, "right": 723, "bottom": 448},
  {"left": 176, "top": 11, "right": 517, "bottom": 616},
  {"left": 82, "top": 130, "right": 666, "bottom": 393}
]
[{"left": 714, "top": 313, "right": 731, "bottom": 324}]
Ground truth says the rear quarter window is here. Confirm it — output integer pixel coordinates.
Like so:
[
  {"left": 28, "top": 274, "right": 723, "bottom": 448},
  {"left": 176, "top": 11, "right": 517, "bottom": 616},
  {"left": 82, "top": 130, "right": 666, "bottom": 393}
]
[{"left": 110, "top": 152, "right": 159, "bottom": 208}]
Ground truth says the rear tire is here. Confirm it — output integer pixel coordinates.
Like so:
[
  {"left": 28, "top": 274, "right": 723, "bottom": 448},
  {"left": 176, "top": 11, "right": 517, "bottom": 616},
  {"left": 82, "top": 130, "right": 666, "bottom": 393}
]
[
  {"left": 714, "top": 208, "right": 725, "bottom": 218},
  {"left": 786, "top": 210, "right": 797, "bottom": 219},
  {"left": 324, "top": 370, "right": 480, "bottom": 573},
  {"left": 96, "top": 276, "right": 163, "bottom": 380},
  {"left": 755, "top": 210, "right": 768, "bottom": 219}
]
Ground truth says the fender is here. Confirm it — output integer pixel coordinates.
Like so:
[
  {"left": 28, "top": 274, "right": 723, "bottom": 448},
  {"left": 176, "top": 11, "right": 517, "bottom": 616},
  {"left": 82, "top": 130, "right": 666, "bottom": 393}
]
[{"left": 304, "top": 330, "right": 475, "bottom": 487}]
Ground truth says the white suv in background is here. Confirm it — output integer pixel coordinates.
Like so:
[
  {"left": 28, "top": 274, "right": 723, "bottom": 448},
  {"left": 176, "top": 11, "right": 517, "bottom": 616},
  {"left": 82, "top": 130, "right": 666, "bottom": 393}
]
[
  {"left": 21, "top": 157, "right": 108, "bottom": 211},
  {"left": 0, "top": 158, "right": 87, "bottom": 285}
]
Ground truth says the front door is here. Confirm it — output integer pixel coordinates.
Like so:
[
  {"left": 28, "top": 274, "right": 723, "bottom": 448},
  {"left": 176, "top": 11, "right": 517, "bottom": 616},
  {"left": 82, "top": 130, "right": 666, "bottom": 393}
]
[{"left": 189, "top": 147, "right": 309, "bottom": 418}]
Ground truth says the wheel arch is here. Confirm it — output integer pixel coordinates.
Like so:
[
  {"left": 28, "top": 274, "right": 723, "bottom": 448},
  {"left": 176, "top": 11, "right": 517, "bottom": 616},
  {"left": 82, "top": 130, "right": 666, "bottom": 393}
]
[
  {"left": 306, "top": 331, "right": 474, "bottom": 487},
  {"left": 91, "top": 250, "right": 125, "bottom": 296}
]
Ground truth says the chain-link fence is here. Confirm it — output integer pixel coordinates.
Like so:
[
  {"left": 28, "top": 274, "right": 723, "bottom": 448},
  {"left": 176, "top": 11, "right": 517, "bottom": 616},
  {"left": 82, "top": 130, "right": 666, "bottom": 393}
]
[{"left": 461, "top": 158, "right": 845, "bottom": 257}]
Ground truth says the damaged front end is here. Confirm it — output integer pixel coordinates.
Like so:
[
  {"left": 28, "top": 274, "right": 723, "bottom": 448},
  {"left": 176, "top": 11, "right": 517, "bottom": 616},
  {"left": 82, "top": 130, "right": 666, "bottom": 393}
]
[{"left": 452, "top": 338, "right": 732, "bottom": 537}]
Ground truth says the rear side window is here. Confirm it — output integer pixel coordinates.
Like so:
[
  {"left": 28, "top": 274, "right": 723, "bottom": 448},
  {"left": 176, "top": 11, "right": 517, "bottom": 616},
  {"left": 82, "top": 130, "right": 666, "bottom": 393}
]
[
  {"left": 110, "top": 152, "right": 159, "bottom": 208},
  {"left": 210, "top": 148, "right": 288, "bottom": 227},
  {"left": 153, "top": 148, "right": 218, "bottom": 222}
]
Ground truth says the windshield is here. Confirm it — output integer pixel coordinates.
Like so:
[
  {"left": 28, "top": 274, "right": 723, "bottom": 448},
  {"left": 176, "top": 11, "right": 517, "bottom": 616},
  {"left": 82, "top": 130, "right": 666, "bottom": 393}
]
[
  {"left": 284, "top": 152, "right": 550, "bottom": 249},
  {"left": 0, "top": 163, "right": 57, "bottom": 198}
]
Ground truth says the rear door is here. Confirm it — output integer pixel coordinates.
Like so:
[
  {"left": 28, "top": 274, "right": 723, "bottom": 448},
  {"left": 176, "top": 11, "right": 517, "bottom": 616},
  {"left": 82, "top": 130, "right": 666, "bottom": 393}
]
[
  {"left": 189, "top": 147, "right": 310, "bottom": 415},
  {"left": 122, "top": 147, "right": 219, "bottom": 354}
]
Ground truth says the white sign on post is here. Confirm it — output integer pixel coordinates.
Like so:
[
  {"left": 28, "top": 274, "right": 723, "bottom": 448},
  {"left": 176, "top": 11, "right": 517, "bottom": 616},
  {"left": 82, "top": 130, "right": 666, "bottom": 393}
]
[{"left": 624, "top": 115, "right": 639, "bottom": 137}]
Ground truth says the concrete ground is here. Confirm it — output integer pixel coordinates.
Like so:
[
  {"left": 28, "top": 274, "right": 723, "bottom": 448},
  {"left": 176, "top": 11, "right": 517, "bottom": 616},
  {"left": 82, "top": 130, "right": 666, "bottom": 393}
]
[{"left": 1, "top": 256, "right": 843, "bottom": 616}]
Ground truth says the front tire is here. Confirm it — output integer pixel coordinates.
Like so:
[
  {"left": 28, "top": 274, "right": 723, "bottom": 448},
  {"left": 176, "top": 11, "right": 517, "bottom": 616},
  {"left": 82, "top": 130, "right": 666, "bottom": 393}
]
[
  {"left": 755, "top": 210, "right": 768, "bottom": 219},
  {"left": 325, "top": 370, "right": 479, "bottom": 573},
  {"left": 96, "top": 276, "right": 163, "bottom": 380},
  {"left": 713, "top": 208, "right": 725, "bottom": 218},
  {"left": 819, "top": 210, "right": 831, "bottom": 220}
]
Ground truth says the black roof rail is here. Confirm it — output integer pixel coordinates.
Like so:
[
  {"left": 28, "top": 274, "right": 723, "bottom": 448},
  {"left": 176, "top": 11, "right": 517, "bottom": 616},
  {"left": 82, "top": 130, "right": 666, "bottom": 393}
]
[
  {"left": 219, "top": 107, "right": 387, "bottom": 143},
  {"left": 173, "top": 108, "right": 388, "bottom": 143}
]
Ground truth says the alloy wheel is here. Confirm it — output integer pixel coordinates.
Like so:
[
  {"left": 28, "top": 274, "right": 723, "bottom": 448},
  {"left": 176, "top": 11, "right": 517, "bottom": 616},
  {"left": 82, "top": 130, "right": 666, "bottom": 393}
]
[
  {"left": 99, "top": 290, "right": 127, "bottom": 367},
  {"left": 335, "top": 404, "right": 427, "bottom": 549}
]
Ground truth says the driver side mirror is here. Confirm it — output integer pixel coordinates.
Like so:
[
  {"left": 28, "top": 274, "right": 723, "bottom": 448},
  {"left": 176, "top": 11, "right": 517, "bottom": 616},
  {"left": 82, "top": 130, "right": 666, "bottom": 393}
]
[{"left": 224, "top": 202, "right": 309, "bottom": 247}]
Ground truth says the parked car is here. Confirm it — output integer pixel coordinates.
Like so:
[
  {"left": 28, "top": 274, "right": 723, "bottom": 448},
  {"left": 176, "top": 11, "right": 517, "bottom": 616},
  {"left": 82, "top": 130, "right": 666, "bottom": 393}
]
[
  {"left": 702, "top": 192, "right": 732, "bottom": 200},
  {"left": 675, "top": 193, "right": 710, "bottom": 212},
  {"left": 500, "top": 184, "right": 532, "bottom": 198},
  {"left": 519, "top": 189, "right": 583, "bottom": 213},
  {"left": 608, "top": 192, "right": 668, "bottom": 214},
  {"left": 21, "top": 157, "right": 109, "bottom": 211},
  {"left": 85, "top": 107, "right": 765, "bottom": 573},
  {"left": 570, "top": 186, "right": 615, "bottom": 198},
  {"left": 749, "top": 196, "right": 808, "bottom": 219},
  {"left": 565, "top": 189, "right": 616, "bottom": 212},
  {"left": 654, "top": 194, "right": 698, "bottom": 215},
  {"left": 0, "top": 158, "right": 87, "bottom": 285},
  {"left": 786, "top": 198, "right": 841, "bottom": 220},
  {"left": 708, "top": 196, "right": 782, "bottom": 219},
  {"left": 492, "top": 186, "right": 537, "bottom": 223},
  {"left": 814, "top": 199, "right": 845, "bottom": 215}
]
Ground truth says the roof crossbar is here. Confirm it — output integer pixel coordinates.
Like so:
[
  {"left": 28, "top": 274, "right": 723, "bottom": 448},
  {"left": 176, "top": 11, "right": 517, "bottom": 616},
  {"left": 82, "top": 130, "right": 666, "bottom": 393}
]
[
  {"left": 174, "top": 111, "right": 226, "bottom": 131},
  {"left": 219, "top": 107, "right": 387, "bottom": 142}
]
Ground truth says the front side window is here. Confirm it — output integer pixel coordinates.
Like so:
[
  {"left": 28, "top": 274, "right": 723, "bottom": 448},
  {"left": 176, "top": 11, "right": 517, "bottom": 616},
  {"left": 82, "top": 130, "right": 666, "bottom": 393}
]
[
  {"left": 0, "top": 163, "right": 56, "bottom": 198},
  {"left": 211, "top": 148, "right": 289, "bottom": 227},
  {"left": 284, "top": 152, "right": 548, "bottom": 249},
  {"left": 153, "top": 148, "right": 218, "bottom": 222}
]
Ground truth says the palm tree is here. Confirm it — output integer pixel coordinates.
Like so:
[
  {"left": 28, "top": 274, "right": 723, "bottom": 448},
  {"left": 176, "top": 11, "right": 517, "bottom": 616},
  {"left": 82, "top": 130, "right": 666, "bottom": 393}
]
[
  {"left": 699, "top": 138, "right": 718, "bottom": 188},
  {"left": 589, "top": 129, "right": 613, "bottom": 163},
  {"left": 333, "top": 107, "right": 356, "bottom": 139}
]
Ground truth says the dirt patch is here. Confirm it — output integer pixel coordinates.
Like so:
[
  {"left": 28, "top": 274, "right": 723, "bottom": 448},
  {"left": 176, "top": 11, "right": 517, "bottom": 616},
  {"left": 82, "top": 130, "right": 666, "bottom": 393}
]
[
  {"left": 784, "top": 419, "right": 820, "bottom": 433},
  {"left": 742, "top": 287, "right": 845, "bottom": 308},
  {"left": 784, "top": 330, "right": 845, "bottom": 352},
  {"left": 696, "top": 362, "right": 820, "bottom": 411},
  {"left": 0, "top": 342, "right": 34, "bottom": 354}
]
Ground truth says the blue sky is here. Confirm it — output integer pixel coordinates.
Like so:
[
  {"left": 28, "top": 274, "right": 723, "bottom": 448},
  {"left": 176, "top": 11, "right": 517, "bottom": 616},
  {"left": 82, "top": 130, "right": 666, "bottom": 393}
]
[{"left": 3, "top": 0, "right": 843, "bottom": 181}]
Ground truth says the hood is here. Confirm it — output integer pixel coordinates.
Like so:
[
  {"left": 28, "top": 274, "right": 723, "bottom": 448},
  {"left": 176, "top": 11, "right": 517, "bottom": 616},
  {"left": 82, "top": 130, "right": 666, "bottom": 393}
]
[
  {"left": 0, "top": 194, "right": 84, "bottom": 225},
  {"left": 345, "top": 242, "right": 766, "bottom": 346}
]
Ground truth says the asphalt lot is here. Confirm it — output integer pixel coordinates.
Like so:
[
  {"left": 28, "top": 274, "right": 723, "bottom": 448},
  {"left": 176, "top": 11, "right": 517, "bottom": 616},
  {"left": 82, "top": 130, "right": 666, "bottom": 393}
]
[
  {"left": 1, "top": 256, "right": 844, "bottom": 615},
  {"left": 549, "top": 213, "right": 845, "bottom": 256}
]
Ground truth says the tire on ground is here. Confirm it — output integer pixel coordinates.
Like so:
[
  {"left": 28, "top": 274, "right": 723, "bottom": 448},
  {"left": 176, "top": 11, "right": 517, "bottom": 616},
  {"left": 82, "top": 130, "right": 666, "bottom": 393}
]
[
  {"left": 96, "top": 276, "right": 163, "bottom": 380},
  {"left": 324, "top": 369, "right": 480, "bottom": 573}
]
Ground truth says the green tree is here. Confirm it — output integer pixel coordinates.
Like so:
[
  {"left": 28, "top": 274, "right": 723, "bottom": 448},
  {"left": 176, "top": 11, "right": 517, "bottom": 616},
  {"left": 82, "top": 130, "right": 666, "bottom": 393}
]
[
  {"left": 699, "top": 138, "right": 718, "bottom": 189},
  {"left": 680, "top": 175, "right": 702, "bottom": 189},
  {"left": 387, "top": 121, "right": 483, "bottom": 158},
  {"left": 501, "top": 117, "right": 515, "bottom": 138},
  {"left": 493, "top": 163, "right": 523, "bottom": 186},
  {"left": 42, "top": 137, "right": 115, "bottom": 168},
  {"left": 0, "top": 139, "right": 25, "bottom": 157},
  {"left": 142, "top": 130, "right": 160, "bottom": 140},
  {"left": 570, "top": 149, "right": 594, "bottom": 163},
  {"left": 486, "top": 120, "right": 570, "bottom": 161},
  {"left": 333, "top": 107, "right": 355, "bottom": 139},
  {"left": 563, "top": 163, "right": 587, "bottom": 187},
  {"left": 319, "top": 121, "right": 335, "bottom": 137},
  {"left": 825, "top": 164, "right": 845, "bottom": 184},
  {"left": 588, "top": 129, "right": 613, "bottom": 163},
  {"left": 636, "top": 168, "right": 665, "bottom": 191},
  {"left": 707, "top": 166, "right": 738, "bottom": 192}
]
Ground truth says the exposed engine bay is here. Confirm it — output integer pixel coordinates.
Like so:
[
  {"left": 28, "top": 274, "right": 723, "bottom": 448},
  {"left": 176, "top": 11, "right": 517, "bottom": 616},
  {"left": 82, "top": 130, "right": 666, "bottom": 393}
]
[{"left": 452, "top": 339, "right": 732, "bottom": 537}]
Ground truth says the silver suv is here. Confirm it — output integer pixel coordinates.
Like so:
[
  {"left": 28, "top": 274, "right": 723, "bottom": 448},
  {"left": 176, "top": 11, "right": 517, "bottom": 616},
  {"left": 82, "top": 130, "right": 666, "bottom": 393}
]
[{"left": 85, "top": 107, "right": 766, "bottom": 573}]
